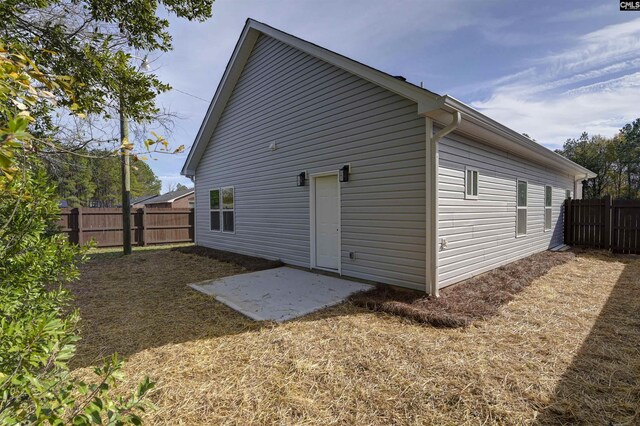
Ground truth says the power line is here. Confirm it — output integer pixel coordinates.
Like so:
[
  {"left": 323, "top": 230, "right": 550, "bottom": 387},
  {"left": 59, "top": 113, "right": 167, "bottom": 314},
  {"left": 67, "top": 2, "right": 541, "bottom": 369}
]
[{"left": 172, "top": 88, "right": 209, "bottom": 102}]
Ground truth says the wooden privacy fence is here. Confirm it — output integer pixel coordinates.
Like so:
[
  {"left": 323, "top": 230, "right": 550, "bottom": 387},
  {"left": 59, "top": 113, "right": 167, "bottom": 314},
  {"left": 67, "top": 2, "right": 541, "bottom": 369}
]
[
  {"left": 57, "top": 208, "right": 194, "bottom": 247},
  {"left": 564, "top": 196, "right": 640, "bottom": 254}
]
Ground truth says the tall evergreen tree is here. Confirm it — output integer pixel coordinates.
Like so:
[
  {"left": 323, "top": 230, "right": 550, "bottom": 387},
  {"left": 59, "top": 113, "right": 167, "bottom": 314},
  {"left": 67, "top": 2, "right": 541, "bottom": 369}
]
[
  {"left": 556, "top": 118, "right": 640, "bottom": 199},
  {"left": 132, "top": 159, "right": 163, "bottom": 198},
  {"left": 619, "top": 118, "right": 640, "bottom": 199},
  {"left": 47, "top": 149, "right": 162, "bottom": 207}
]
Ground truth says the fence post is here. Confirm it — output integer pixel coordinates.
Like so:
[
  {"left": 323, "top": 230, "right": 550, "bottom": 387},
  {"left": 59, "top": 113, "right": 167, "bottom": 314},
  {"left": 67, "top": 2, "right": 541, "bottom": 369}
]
[
  {"left": 189, "top": 208, "right": 195, "bottom": 242},
  {"left": 77, "top": 207, "right": 83, "bottom": 245},
  {"left": 604, "top": 195, "right": 611, "bottom": 251},
  {"left": 141, "top": 208, "right": 147, "bottom": 247},
  {"left": 564, "top": 199, "right": 571, "bottom": 245}
]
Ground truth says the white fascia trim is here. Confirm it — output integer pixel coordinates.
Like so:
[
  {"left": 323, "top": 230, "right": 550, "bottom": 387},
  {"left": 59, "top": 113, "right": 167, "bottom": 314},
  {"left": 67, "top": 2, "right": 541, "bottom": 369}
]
[
  {"left": 180, "top": 18, "right": 444, "bottom": 177},
  {"left": 165, "top": 191, "right": 194, "bottom": 203},
  {"left": 442, "top": 96, "right": 596, "bottom": 179},
  {"left": 146, "top": 191, "right": 194, "bottom": 205},
  {"left": 181, "top": 23, "right": 260, "bottom": 177},
  {"left": 246, "top": 20, "right": 444, "bottom": 113},
  {"left": 181, "top": 19, "right": 596, "bottom": 184}
]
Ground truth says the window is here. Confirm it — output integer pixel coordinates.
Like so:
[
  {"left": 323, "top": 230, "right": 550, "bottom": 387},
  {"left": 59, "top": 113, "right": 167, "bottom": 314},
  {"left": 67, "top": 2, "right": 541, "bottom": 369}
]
[
  {"left": 465, "top": 168, "right": 479, "bottom": 199},
  {"left": 209, "top": 189, "right": 220, "bottom": 231},
  {"left": 210, "top": 187, "right": 235, "bottom": 232},
  {"left": 517, "top": 180, "right": 527, "bottom": 236},
  {"left": 544, "top": 185, "right": 552, "bottom": 231},
  {"left": 221, "top": 186, "right": 234, "bottom": 233}
]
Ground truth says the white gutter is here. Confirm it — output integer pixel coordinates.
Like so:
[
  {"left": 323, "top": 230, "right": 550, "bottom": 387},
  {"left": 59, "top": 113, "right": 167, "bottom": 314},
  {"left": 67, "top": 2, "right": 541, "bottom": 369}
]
[
  {"left": 433, "top": 112, "right": 461, "bottom": 142},
  {"left": 424, "top": 111, "right": 461, "bottom": 296},
  {"left": 441, "top": 96, "right": 596, "bottom": 179}
]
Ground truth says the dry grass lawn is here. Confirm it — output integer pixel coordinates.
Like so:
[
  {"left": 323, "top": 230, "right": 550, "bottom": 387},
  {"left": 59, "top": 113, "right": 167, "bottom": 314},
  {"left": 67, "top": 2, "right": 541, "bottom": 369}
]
[{"left": 71, "top": 249, "right": 640, "bottom": 425}]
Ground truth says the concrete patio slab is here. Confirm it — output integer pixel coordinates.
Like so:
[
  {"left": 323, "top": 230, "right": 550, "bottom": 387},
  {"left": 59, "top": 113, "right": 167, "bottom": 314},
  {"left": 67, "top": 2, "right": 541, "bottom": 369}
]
[{"left": 189, "top": 267, "right": 373, "bottom": 322}]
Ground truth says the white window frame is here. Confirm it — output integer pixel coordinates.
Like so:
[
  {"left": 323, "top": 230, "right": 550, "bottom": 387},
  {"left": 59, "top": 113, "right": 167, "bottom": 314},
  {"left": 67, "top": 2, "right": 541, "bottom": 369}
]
[
  {"left": 465, "top": 167, "right": 479, "bottom": 200},
  {"left": 221, "top": 186, "right": 235, "bottom": 234},
  {"left": 544, "top": 185, "right": 552, "bottom": 232},
  {"left": 209, "top": 188, "right": 221, "bottom": 232},
  {"left": 516, "top": 179, "right": 527, "bottom": 237}
]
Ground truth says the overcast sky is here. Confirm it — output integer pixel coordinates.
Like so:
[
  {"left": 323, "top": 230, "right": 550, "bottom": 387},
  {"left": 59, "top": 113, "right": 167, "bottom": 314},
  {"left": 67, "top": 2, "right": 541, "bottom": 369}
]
[{"left": 148, "top": 0, "right": 640, "bottom": 191}]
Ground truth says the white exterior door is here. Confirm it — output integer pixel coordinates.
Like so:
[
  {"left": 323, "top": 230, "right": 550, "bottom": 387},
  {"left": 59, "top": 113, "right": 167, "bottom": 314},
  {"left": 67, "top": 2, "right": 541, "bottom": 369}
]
[{"left": 314, "top": 175, "right": 340, "bottom": 270}]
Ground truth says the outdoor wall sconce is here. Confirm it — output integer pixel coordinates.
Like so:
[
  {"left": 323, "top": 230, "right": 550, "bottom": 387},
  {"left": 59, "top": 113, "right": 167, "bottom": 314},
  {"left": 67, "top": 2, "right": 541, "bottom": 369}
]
[
  {"left": 297, "top": 171, "right": 306, "bottom": 187},
  {"left": 339, "top": 164, "right": 350, "bottom": 182}
]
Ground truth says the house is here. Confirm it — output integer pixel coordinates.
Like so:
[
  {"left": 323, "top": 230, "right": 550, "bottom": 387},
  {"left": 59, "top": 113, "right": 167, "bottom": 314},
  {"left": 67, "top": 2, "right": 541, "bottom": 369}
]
[
  {"left": 131, "top": 194, "right": 158, "bottom": 208},
  {"left": 181, "top": 19, "right": 595, "bottom": 295},
  {"left": 143, "top": 187, "right": 194, "bottom": 209}
]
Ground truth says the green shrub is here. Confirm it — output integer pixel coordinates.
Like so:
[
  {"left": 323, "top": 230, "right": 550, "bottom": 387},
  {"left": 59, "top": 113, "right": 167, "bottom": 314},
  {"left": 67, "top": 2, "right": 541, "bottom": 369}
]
[
  {"left": 0, "top": 162, "right": 153, "bottom": 425},
  {"left": 1, "top": 46, "right": 153, "bottom": 425}
]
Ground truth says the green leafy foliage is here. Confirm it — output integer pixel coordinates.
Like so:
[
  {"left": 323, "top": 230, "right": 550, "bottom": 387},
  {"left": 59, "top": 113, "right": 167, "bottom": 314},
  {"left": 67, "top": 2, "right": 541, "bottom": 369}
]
[
  {"left": 2, "top": 0, "right": 211, "bottom": 418},
  {"left": 557, "top": 119, "right": 640, "bottom": 199},
  {"left": 46, "top": 149, "right": 161, "bottom": 207},
  {"left": 0, "top": 43, "right": 75, "bottom": 183},
  {"left": 0, "top": 0, "right": 214, "bottom": 123},
  {"left": 2, "top": 0, "right": 203, "bottom": 210},
  {"left": 1, "top": 45, "right": 154, "bottom": 424},
  {"left": 0, "top": 164, "right": 154, "bottom": 424}
]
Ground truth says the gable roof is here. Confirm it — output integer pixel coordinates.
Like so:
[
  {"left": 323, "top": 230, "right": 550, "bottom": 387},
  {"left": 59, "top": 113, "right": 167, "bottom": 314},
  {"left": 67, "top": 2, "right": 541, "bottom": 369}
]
[
  {"left": 182, "top": 19, "right": 595, "bottom": 180},
  {"left": 144, "top": 187, "right": 194, "bottom": 205},
  {"left": 131, "top": 194, "right": 158, "bottom": 205}
]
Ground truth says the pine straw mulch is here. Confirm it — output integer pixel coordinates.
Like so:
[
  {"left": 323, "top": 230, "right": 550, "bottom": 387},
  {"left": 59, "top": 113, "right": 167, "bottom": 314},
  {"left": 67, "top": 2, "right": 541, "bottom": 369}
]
[
  {"left": 69, "top": 248, "right": 640, "bottom": 425},
  {"left": 172, "top": 245, "right": 283, "bottom": 271},
  {"left": 350, "top": 251, "right": 576, "bottom": 328}
]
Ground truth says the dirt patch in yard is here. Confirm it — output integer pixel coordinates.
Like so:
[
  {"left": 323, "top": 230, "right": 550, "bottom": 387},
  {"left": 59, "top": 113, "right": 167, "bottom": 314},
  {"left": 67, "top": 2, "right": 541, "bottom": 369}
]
[
  {"left": 172, "top": 245, "right": 283, "bottom": 271},
  {"left": 351, "top": 250, "right": 576, "bottom": 327}
]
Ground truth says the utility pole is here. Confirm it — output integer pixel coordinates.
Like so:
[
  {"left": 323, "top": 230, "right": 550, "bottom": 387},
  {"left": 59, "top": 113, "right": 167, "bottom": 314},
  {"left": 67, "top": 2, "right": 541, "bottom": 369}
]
[
  {"left": 119, "top": 55, "right": 149, "bottom": 255},
  {"left": 120, "top": 102, "right": 132, "bottom": 255}
]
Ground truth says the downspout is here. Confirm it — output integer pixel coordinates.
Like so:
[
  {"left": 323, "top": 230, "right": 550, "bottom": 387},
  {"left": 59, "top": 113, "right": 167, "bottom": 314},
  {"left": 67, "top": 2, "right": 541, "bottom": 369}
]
[
  {"left": 574, "top": 174, "right": 587, "bottom": 200},
  {"left": 424, "top": 111, "right": 461, "bottom": 296},
  {"left": 190, "top": 175, "right": 197, "bottom": 246},
  {"left": 581, "top": 178, "right": 589, "bottom": 199}
]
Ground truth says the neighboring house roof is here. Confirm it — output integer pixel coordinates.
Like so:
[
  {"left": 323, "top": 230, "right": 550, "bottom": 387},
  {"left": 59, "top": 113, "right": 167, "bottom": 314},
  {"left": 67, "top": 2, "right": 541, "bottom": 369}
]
[
  {"left": 131, "top": 194, "right": 158, "bottom": 206},
  {"left": 182, "top": 19, "right": 595, "bottom": 180},
  {"left": 144, "top": 187, "right": 194, "bottom": 205}
]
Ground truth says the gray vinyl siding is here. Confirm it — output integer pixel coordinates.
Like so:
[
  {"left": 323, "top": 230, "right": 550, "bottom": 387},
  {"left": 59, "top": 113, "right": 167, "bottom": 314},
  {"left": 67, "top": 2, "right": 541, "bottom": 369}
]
[
  {"left": 194, "top": 35, "right": 426, "bottom": 290},
  {"left": 437, "top": 132, "right": 574, "bottom": 288}
]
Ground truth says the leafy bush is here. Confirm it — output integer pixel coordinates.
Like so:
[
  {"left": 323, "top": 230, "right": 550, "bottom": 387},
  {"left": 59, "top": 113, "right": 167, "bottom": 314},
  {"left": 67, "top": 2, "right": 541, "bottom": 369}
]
[{"left": 1, "top": 45, "right": 153, "bottom": 424}]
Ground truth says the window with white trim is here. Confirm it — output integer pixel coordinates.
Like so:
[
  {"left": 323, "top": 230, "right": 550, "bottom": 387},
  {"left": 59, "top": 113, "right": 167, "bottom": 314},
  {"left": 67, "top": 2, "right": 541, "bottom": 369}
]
[
  {"left": 465, "top": 168, "right": 479, "bottom": 199},
  {"left": 544, "top": 185, "right": 552, "bottom": 231},
  {"left": 517, "top": 180, "right": 527, "bottom": 236},
  {"left": 209, "top": 189, "right": 220, "bottom": 231},
  {"left": 221, "top": 186, "right": 234, "bottom": 233}
]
